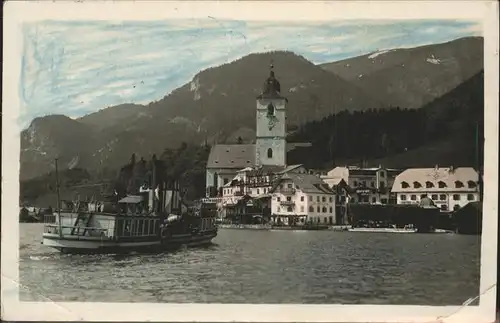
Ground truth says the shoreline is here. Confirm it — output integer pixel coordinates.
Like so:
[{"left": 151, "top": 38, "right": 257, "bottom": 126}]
[{"left": 217, "top": 224, "right": 351, "bottom": 231}]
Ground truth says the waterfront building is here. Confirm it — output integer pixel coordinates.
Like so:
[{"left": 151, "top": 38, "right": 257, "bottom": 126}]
[
  {"left": 321, "top": 166, "right": 401, "bottom": 205},
  {"left": 327, "top": 178, "right": 350, "bottom": 224},
  {"left": 205, "top": 64, "right": 311, "bottom": 197},
  {"left": 391, "top": 166, "right": 480, "bottom": 212},
  {"left": 269, "top": 172, "right": 336, "bottom": 226}
]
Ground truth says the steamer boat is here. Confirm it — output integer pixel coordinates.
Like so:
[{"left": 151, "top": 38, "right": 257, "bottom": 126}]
[{"left": 42, "top": 158, "right": 217, "bottom": 254}]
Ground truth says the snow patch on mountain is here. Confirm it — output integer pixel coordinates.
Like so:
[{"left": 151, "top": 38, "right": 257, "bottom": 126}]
[
  {"left": 190, "top": 77, "right": 201, "bottom": 101},
  {"left": 368, "top": 49, "right": 393, "bottom": 59},
  {"left": 426, "top": 55, "right": 441, "bottom": 65}
]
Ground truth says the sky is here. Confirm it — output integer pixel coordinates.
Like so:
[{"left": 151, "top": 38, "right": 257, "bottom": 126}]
[{"left": 19, "top": 19, "right": 481, "bottom": 128}]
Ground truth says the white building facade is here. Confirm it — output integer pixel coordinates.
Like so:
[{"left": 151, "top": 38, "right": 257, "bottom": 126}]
[
  {"left": 270, "top": 172, "right": 336, "bottom": 225},
  {"left": 391, "top": 166, "right": 480, "bottom": 212}
]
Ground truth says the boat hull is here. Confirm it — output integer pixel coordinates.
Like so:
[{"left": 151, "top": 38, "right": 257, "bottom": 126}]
[{"left": 42, "top": 230, "right": 217, "bottom": 254}]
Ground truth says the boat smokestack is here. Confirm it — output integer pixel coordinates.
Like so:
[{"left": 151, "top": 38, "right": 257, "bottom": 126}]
[{"left": 152, "top": 155, "right": 157, "bottom": 212}]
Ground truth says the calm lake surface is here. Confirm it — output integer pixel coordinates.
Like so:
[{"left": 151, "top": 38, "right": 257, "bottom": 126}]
[{"left": 20, "top": 223, "right": 480, "bottom": 305}]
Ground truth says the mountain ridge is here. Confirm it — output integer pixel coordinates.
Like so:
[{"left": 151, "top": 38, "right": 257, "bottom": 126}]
[{"left": 20, "top": 37, "right": 484, "bottom": 180}]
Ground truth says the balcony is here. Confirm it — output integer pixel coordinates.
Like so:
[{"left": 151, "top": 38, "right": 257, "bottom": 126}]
[
  {"left": 280, "top": 200, "right": 295, "bottom": 206},
  {"left": 279, "top": 188, "right": 296, "bottom": 195}
]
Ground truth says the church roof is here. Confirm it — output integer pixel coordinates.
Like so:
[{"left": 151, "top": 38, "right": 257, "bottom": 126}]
[
  {"left": 207, "top": 144, "right": 255, "bottom": 169},
  {"left": 256, "top": 64, "right": 288, "bottom": 101},
  {"left": 207, "top": 144, "right": 311, "bottom": 169}
]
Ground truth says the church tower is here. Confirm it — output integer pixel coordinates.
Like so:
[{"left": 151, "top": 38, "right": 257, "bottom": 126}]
[{"left": 255, "top": 62, "right": 287, "bottom": 167}]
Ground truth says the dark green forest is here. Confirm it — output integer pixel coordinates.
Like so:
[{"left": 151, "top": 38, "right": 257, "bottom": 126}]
[{"left": 288, "top": 70, "right": 484, "bottom": 170}]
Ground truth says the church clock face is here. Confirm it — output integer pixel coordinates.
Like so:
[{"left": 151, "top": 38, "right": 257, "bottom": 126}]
[{"left": 268, "top": 117, "right": 277, "bottom": 130}]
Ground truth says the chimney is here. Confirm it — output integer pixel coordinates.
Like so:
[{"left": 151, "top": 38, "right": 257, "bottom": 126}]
[{"left": 434, "top": 164, "right": 439, "bottom": 171}]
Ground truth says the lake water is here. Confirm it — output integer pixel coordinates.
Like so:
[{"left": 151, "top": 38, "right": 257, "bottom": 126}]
[{"left": 19, "top": 223, "right": 481, "bottom": 305}]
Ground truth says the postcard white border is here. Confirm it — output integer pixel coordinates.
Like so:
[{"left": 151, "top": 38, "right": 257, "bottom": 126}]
[{"left": 2, "top": 1, "right": 498, "bottom": 322}]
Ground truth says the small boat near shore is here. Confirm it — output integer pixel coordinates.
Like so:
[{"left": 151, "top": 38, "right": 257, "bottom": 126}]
[
  {"left": 348, "top": 226, "right": 417, "bottom": 234},
  {"left": 271, "top": 224, "right": 330, "bottom": 231}
]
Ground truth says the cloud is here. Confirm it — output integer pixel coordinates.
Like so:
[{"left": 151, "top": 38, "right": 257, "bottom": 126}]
[{"left": 19, "top": 19, "right": 482, "bottom": 128}]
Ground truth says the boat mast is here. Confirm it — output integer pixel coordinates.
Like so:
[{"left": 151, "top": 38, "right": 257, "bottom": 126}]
[{"left": 55, "top": 158, "right": 62, "bottom": 237}]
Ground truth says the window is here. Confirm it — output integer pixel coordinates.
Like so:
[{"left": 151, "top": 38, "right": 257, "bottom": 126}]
[
  {"left": 267, "top": 103, "right": 275, "bottom": 116},
  {"left": 371, "top": 182, "right": 375, "bottom": 187},
  {"left": 287, "top": 206, "right": 293, "bottom": 212},
  {"left": 323, "top": 217, "right": 327, "bottom": 223},
  {"left": 287, "top": 183, "right": 293, "bottom": 188},
  {"left": 467, "top": 181, "right": 477, "bottom": 189},
  {"left": 453, "top": 205, "right": 460, "bottom": 211},
  {"left": 438, "top": 181, "right": 447, "bottom": 188},
  {"left": 267, "top": 148, "right": 273, "bottom": 158},
  {"left": 286, "top": 196, "right": 291, "bottom": 201},
  {"left": 353, "top": 181, "right": 358, "bottom": 187},
  {"left": 421, "top": 194, "right": 427, "bottom": 199},
  {"left": 380, "top": 171, "right": 386, "bottom": 178},
  {"left": 317, "top": 206, "right": 320, "bottom": 212},
  {"left": 322, "top": 196, "right": 326, "bottom": 202},
  {"left": 322, "top": 207, "right": 327, "bottom": 213},
  {"left": 400, "top": 195, "right": 407, "bottom": 200},
  {"left": 277, "top": 207, "right": 281, "bottom": 212},
  {"left": 467, "top": 194, "right": 475, "bottom": 201},
  {"left": 411, "top": 195, "right": 417, "bottom": 201},
  {"left": 426, "top": 181, "right": 434, "bottom": 188},
  {"left": 380, "top": 182, "right": 385, "bottom": 188},
  {"left": 309, "top": 206, "right": 314, "bottom": 212},
  {"left": 362, "top": 181, "right": 367, "bottom": 186},
  {"left": 372, "top": 197, "right": 376, "bottom": 203},
  {"left": 441, "top": 204, "right": 448, "bottom": 211},
  {"left": 453, "top": 194, "right": 460, "bottom": 201},
  {"left": 317, "top": 196, "right": 320, "bottom": 202},
  {"left": 401, "top": 181, "right": 410, "bottom": 188},
  {"left": 330, "top": 207, "right": 333, "bottom": 213},
  {"left": 431, "top": 194, "right": 438, "bottom": 200},
  {"left": 381, "top": 198, "right": 387, "bottom": 204},
  {"left": 224, "top": 178, "right": 229, "bottom": 184},
  {"left": 440, "top": 194, "right": 447, "bottom": 200},
  {"left": 257, "top": 189, "right": 260, "bottom": 194},
  {"left": 309, "top": 196, "right": 313, "bottom": 201},
  {"left": 277, "top": 197, "right": 281, "bottom": 202},
  {"left": 300, "top": 206, "right": 304, "bottom": 212},
  {"left": 329, "top": 197, "right": 333, "bottom": 202},
  {"left": 413, "top": 181, "right": 422, "bottom": 188},
  {"left": 455, "top": 181, "right": 464, "bottom": 188},
  {"left": 300, "top": 196, "right": 304, "bottom": 201}
]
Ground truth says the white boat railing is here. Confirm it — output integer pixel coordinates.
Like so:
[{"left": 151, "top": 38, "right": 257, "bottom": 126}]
[{"left": 43, "top": 224, "right": 111, "bottom": 238}]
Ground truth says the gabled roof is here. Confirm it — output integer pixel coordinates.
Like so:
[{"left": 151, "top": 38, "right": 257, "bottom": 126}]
[
  {"left": 278, "top": 173, "right": 335, "bottom": 195},
  {"left": 207, "top": 144, "right": 313, "bottom": 169},
  {"left": 207, "top": 144, "right": 255, "bottom": 169}
]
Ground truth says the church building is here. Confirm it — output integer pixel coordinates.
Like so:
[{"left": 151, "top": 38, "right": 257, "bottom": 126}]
[{"left": 205, "top": 63, "right": 310, "bottom": 197}]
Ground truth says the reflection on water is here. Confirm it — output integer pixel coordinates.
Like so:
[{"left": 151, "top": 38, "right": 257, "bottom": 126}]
[{"left": 19, "top": 224, "right": 480, "bottom": 304}]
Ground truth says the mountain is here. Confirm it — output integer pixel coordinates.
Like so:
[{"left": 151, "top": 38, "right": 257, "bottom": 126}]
[
  {"left": 20, "top": 115, "right": 100, "bottom": 180},
  {"left": 372, "top": 69, "right": 484, "bottom": 169},
  {"left": 287, "top": 69, "right": 484, "bottom": 170},
  {"left": 20, "top": 38, "right": 484, "bottom": 180},
  {"left": 320, "top": 37, "right": 483, "bottom": 110},
  {"left": 78, "top": 103, "right": 145, "bottom": 130},
  {"left": 20, "top": 51, "right": 382, "bottom": 180}
]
